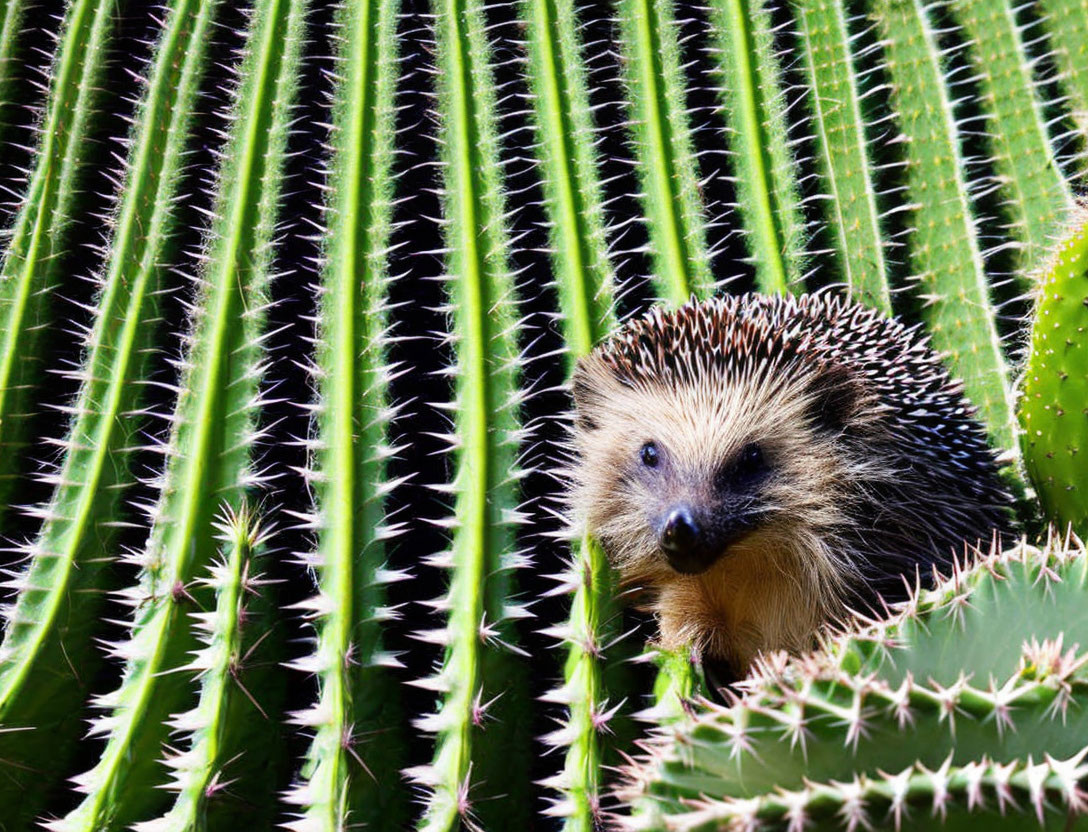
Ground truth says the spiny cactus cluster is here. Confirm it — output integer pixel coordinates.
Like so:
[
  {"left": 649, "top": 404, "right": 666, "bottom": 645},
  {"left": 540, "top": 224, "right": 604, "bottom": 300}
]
[
  {"left": 620, "top": 532, "right": 1088, "bottom": 830},
  {"left": 0, "top": 0, "right": 1085, "bottom": 828}
]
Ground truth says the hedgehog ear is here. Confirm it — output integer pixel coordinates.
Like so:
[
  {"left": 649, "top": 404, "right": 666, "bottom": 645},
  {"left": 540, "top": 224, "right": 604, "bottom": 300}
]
[{"left": 804, "top": 363, "right": 863, "bottom": 434}]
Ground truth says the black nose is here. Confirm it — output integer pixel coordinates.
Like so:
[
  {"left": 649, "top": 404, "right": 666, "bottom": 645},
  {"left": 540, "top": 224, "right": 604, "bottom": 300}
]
[{"left": 659, "top": 507, "right": 712, "bottom": 574}]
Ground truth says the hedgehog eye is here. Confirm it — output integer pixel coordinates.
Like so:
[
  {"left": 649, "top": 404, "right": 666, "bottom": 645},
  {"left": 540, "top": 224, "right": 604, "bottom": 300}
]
[
  {"left": 640, "top": 442, "right": 659, "bottom": 468},
  {"left": 718, "top": 442, "right": 766, "bottom": 490},
  {"left": 736, "top": 443, "right": 764, "bottom": 476}
]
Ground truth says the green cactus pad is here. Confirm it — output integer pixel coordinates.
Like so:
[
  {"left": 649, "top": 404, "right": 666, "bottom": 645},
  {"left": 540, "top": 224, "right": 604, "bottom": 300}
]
[
  {"left": 619, "top": 533, "right": 1088, "bottom": 830},
  {"left": 1020, "top": 209, "right": 1088, "bottom": 536}
]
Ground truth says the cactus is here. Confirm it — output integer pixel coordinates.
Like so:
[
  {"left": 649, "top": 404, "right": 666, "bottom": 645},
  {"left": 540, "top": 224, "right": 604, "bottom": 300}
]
[
  {"left": 403, "top": 0, "right": 532, "bottom": 828},
  {"left": 1019, "top": 208, "right": 1088, "bottom": 537},
  {"left": 793, "top": 0, "right": 891, "bottom": 311},
  {"left": 283, "top": 0, "right": 409, "bottom": 827},
  {"left": 706, "top": 0, "right": 808, "bottom": 295},
  {"left": 872, "top": 0, "right": 1016, "bottom": 456},
  {"left": 134, "top": 503, "right": 282, "bottom": 831},
  {"left": 618, "top": 533, "right": 1088, "bottom": 830},
  {"left": 45, "top": 0, "right": 306, "bottom": 827},
  {"left": 617, "top": 0, "right": 717, "bottom": 303},
  {"left": 0, "top": 0, "right": 117, "bottom": 523},
  {"left": 0, "top": 0, "right": 218, "bottom": 819}
]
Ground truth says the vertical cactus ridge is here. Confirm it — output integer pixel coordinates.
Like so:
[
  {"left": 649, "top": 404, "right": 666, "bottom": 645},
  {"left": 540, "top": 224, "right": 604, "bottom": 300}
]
[
  {"left": 404, "top": 0, "right": 532, "bottom": 827},
  {"left": 617, "top": 534, "right": 1088, "bottom": 830},
  {"left": 1019, "top": 207, "right": 1088, "bottom": 536},
  {"left": 951, "top": 0, "right": 1073, "bottom": 277},
  {"left": 133, "top": 504, "right": 279, "bottom": 832},
  {"left": 50, "top": 0, "right": 306, "bottom": 827},
  {"left": 0, "top": 0, "right": 27, "bottom": 136},
  {"left": 706, "top": 0, "right": 808, "bottom": 294},
  {"left": 283, "top": 0, "right": 408, "bottom": 828},
  {"left": 522, "top": 0, "right": 617, "bottom": 359},
  {"left": 519, "top": 0, "right": 629, "bottom": 825},
  {"left": 0, "top": 0, "right": 116, "bottom": 523},
  {"left": 1038, "top": 0, "right": 1088, "bottom": 142},
  {"left": 872, "top": 0, "right": 1017, "bottom": 455},
  {"left": 0, "top": 0, "right": 219, "bottom": 812},
  {"left": 617, "top": 0, "right": 716, "bottom": 304},
  {"left": 795, "top": 0, "right": 892, "bottom": 311}
]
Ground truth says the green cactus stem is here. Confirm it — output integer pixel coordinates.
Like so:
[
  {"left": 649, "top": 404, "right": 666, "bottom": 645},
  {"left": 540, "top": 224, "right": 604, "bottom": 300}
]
[
  {"left": 133, "top": 503, "right": 281, "bottom": 831},
  {"left": 617, "top": 0, "right": 717, "bottom": 303},
  {"left": 0, "top": 0, "right": 218, "bottom": 820},
  {"left": 0, "top": 0, "right": 117, "bottom": 524},
  {"left": 872, "top": 0, "right": 1018, "bottom": 459},
  {"left": 48, "top": 0, "right": 306, "bottom": 826},
  {"left": 794, "top": 0, "right": 891, "bottom": 311},
  {"left": 283, "top": 0, "right": 409, "bottom": 827},
  {"left": 706, "top": 0, "right": 808, "bottom": 294},
  {"left": 404, "top": 0, "right": 532, "bottom": 827},
  {"left": 618, "top": 533, "right": 1088, "bottom": 830},
  {"left": 1019, "top": 208, "right": 1088, "bottom": 536}
]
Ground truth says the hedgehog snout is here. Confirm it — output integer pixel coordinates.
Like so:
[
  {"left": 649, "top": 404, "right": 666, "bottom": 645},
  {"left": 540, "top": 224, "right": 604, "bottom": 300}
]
[{"left": 658, "top": 504, "right": 735, "bottom": 576}]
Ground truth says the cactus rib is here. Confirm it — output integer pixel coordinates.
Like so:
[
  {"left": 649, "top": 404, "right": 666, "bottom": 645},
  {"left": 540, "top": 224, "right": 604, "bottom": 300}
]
[
  {"left": 795, "top": 0, "right": 891, "bottom": 311},
  {"left": 0, "top": 0, "right": 219, "bottom": 816},
  {"left": 1038, "top": 0, "right": 1088, "bottom": 143},
  {"left": 0, "top": 0, "right": 116, "bottom": 522},
  {"left": 706, "top": 0, "right": 808, "bottom": 294},
  {"left": 872, "top": 0, "right": 1017, "bottom": 454},
  {"left": 284, "top": 0, "right": 408, "bottom": 827},
  {"left": 951, "top": 0, "right": 1072, "bottom": 276},
  {"left": 617, "top": 0, "right": 716, "bottom": 304},
  {"left": 51, "top": 0, "right": 306, "bottom": 826},
  {"left": 133, "top": 504, "right": 276, "bottom": 831},
  {"left": 405, "top": 0, "right": 532, "bottom": 827}
]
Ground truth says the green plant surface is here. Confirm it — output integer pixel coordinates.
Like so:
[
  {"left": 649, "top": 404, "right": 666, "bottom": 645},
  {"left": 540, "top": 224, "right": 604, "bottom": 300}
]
[
  {"left": 519, "top": 0, "right": 632, "bottom": 825},
  {"left": 617, "top": 0, "right": 716, "bottom": 303},
  {"left": 1019, "top": 209, "right": 1088, "bottom": 536},
  {"left": 283, "top": 0, "right": 408, "bottom": 828},
  {"left": 134, "top": 504, "right": 280, "bottom": 832},
  {"left": 950, "top": 0, "right": 1072, "bottom": 277},
  {"left": 794, "top": 0, "right": 891, "bottom": 311},
  {"left": 872, "top": 0, "right": 1017, "bottom": 455},
  {"left": 1039, "top": 0, "right": 1088, "bottom": 140},
  {"left": 0, "top": 0, "right": 116, "bottom": 524},
  {"left": 0, "top": 0, "right": 28, "bottom": 136},
  {"left": 48, "top": 0, "right": 306, "bottom": 826},
  {"left": 0, "top": 3, "right": 219, "bottom": 817},
  {"left": 404, "top": 0, "right": 532, "bottom": 828},
  {"left": 618, "top": 534, "right": 1088, "bottom": 829},
  {"left": 706, "top": 0, "right": 807, "bottom": 295}
]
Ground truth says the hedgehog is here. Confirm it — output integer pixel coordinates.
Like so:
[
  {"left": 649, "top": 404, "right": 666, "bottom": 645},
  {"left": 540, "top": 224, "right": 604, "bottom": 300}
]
[{"left": 568, "top": 292, "right": 1014, "bottom": 677}]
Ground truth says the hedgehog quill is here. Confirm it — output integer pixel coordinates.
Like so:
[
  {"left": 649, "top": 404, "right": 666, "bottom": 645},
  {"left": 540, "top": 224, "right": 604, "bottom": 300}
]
[{"left": 568, "top": 293, "right": 1014, "bottom": 677}]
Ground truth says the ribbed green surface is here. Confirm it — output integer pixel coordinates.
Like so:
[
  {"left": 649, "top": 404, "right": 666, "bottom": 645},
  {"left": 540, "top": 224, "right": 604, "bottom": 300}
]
[
  {"left": 0, "top": 0, "right": 217, "bottom": 821},
  {"left": 50, "top": 0, "right": 306, "bottom": 825},
  {"left": 286, "top": 0, "right": 407, "bottom": 827},
  {"left": 0, "top": 0, "right": 116, "bottom": 524},
  {"left": 408, "top": 0, "right": 531, "bottom": 827},
  {"left": 795, "top": 0, "right": 890, "bottom": 310},
  {"left": 707, "top": 0, "right": 807, "bottom": 294},
  {"left": 873, "top": 0, "right": 1016, "bottom": 454},
  {"left": 617, "top": 0, "right": 716, "bottom": 303},
  {"left": 1020, "top": 211, "right": 1088, "bottom": 536}
]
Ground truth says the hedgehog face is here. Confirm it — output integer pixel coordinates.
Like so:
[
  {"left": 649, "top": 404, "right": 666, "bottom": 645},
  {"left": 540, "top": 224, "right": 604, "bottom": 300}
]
[{"left": 570, "top": 354, "right": 858, "bottom": 588}]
